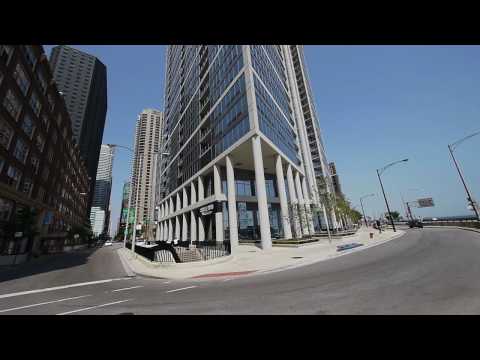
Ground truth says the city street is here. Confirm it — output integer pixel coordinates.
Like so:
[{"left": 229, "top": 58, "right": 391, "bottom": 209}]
[{"left": 1, "top": 228, "right": 480, "bottom": 314}]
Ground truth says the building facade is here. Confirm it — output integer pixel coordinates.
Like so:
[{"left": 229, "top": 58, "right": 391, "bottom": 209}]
[
  {"left": 89, "top": 144, "right": 114, "bottom": 236},
  {"left": 329, "top": 162, "right": 343, "bottom": 199},
  {"left": 155, "top": 45, "right": 336, "bottom": 252},
  {"left": 131, "top": 109, "right": 162, "bottom": 239},
  {"left": 0, "top": 45, "right": 90, "bottom": 255},
  {"left": 49, "top": 46, "right": 108, "bottom": 216}
]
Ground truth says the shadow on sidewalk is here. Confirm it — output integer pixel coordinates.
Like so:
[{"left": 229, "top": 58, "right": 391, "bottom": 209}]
[{"left": 0, "top": 246, "right": 101, "bottom": 284}]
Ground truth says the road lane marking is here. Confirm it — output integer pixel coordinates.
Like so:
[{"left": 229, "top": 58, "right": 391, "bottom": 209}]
[
  {"left": 56, "top": 299, "right": 132, "bottom": 315},
  {"left": 0, "top": 295, "right": 91, "bottom": 313},
  {"left": 0, "top": 278, "right": 132, "bottom": 300},
  {"left": 163, "top": 281, "right": 171, "bottom": 284},
  {"left": 166, "top": 286, "right": 197, "bottom": 293},
  {"left": 222, "top": 278, "right": 233, "bottom": 282},
  {"left": 111, "top": 286, "right": 143, "bottom": 292}
]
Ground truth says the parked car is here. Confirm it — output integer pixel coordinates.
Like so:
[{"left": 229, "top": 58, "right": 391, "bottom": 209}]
[
  {"left": 104, "top": 241, "right": 113, "bottom": 246},
  {"left": 408, "top": 220, "right": 423, "bottom": 228}
]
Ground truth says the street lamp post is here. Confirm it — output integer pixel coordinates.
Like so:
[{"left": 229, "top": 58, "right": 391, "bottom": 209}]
[
  {"left": 448, "top": 131, "right": 480, "bottom": 221},
  {"left": 376, "top": 158, "right": 409, "bottom": 232},
  {"left": 360, "top": 193, "right": 375, "bottom": 227}
]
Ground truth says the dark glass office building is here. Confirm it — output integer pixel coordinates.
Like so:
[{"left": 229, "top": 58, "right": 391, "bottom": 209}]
[
  {"left": 49, "top": 46, "right": 107, "bottom": 216},
  {"left": 156, "top": 46, "right": 336, "bottom": 252}
]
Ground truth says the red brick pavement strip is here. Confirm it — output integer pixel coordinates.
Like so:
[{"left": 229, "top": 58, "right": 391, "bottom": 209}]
[{"left": 191, "top": 270, "right": 257, "bottom": 279}]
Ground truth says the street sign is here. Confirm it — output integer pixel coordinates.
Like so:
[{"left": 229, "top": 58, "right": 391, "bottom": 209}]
[
  {"left": 417, "top": 198, "right": 434, "bottom": 208},
  {"left": 200, "top": 203, "right": 215, "bottom": 216}
]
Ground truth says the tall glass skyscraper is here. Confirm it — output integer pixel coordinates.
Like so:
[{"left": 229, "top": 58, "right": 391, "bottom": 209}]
[
  {"left": 155, "top": 45, "right": 335, "bottom": 251},
  {"left": 90, "top": 144, "right": 114, "bottom": 236}
]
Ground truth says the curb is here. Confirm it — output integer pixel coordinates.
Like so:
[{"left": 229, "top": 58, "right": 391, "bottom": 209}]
[
  {"left": 116, "top": 249, "right": 137, "bottom": 278},
  {"left": 423, "top": 226, "right": 480, "bottom": 234}
]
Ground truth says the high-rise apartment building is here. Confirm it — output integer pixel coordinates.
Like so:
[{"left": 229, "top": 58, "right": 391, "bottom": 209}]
[
  {"left": 49, "top": 45, "right": 107, "bottom": 215},
  {"left": 131, "top": 109, "right": 162, "bottom": 238},
  {"left": 90, "top": 144, "right": 114, "bottom": 236},
  {"left": 0, "top": 45, "right": 90, "bottom": 258},
  {"left": 329, "top": 162, "right": 343, "bottom": 199},
  {"left": 155, "top": 45, "right": 336, "bottom": 252}
]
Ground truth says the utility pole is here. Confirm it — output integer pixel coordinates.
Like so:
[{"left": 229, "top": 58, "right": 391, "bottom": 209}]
[
  {"left": 376, "top": 158, "right": 408, "bottom": 233},
  {"left": 448, "top": 144, "right": 480, "bottom": 221}
]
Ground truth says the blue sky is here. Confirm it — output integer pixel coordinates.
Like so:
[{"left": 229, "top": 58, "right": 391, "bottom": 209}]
[{"left": 44, "top": 45, "right": 480, "bottom": 233}]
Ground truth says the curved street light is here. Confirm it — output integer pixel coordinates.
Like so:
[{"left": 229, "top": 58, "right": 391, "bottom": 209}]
[
  {"left": 376, "top": 158, "right": 409, "bottom": 232},
  {"left": 360, "top": 193, "right": 375, "bottom": 227},
  {"left": 448, "top": 131, "right": 480, "bottom": 221}
]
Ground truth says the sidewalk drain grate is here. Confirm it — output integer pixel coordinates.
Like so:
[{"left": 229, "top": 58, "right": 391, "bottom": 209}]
[{"left": 292, "top": 256, "right": 303, "bottom": 259}]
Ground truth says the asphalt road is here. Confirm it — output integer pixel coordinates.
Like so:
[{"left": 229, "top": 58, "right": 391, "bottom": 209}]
[{"left": 1, "top": 228, "right": 480, "bottom": 315}]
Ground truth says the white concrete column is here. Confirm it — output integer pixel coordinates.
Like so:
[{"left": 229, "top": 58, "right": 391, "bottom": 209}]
[
  {"left": 175, "top": 216, "right": 180, "bottom": 241},
  {"left": 198, "top": 176, "right": 204, "bottom": 201},
  {"left": 191, "top": 211, "right": 197, "bottom": 242},
  {"left": 162, "top": 222, "right": 166, "bottom": 241},
  {"left": 225, "top": 155, "right": 239, "bottom": 249},
  {"left": 213, "top": 164, "right": 223, "bottom": 243},
  {"left": 252, "top": 136, "right": 272, "bottom": 250},
  {"left": 176, "top": 192, "right": 181, "bottom": 212},
  {"left": 295, "top": 171, "right": 309, "bottom": 236},
  {"left": 286, "top": 164, "right": 302, "bottom": 238},
  {"left": 168, "top": 218, "right": 173, "bottom": 242},
  {"left": 182, "top": 213, "right": 188, "bottom": 241},
  {"left": 191, "top": 182, "right": 197, "bottom": 205},
  {"left": 275, "top": 155, "right": 292, "bottom": 240},
  {"left": 170, "top": 197, "right": 174, "bottom": 216},
  {"left": 198, "top": 215, "right": 205, "bottom": 242},
  {"left": 159, "top": 222, "right": 163, "bottom": 241},
  {"left": 302, "top": 175, "right": 316, "bottom": 234},
  {"left": 183, "top": 187, "right": 188, "bottom": 209}
]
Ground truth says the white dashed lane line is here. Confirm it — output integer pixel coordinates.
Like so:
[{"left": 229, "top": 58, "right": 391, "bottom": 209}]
[
  {"left": 0, "top": 278, "right": 132, "bottom": 299},
  {"left": 166, "top": 286, "right": 197, "bottom": 293},
  {"left": 111, "top": 286, "right": 144, "bottom": 292},
  {"left": 0, "top": 295, "right": 92, "bottom": 313},
  {"left": 56, "top": 299, "right": 132, "bottom": 315}
]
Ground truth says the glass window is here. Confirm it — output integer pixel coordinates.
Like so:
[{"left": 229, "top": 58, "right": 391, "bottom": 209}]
[
  {"left": 3, "top": 89, "right": 22, "bottom": 120},
  {"left": 21, "top": 177, "right": 33, "bottom": 196},
  {"left": 0, "top": 155, "right": 4, "bottom": 173},
  {"left": 0, "top": 116, "right": 14, "bottom": 150},
  {"left": 0, "top": 197, "right": 14, "bottom": 221},
  {"left": 6, "top": 165, "right": 22, "bottom": 189},
  {"left": 0, "top": 45, "right": 14, "bottom": 65},
  {"left": 36, "top": 67, "right": 47, "bottom": 93},
  {"left": 12, "top": 62, "right": 30, "bottom": 96},
  {"left": 13, "top": 138, "right": 29, "bottom": 164},
  {"left": 31, "top": 155, "right": 40, "bottom": 174},
  {"left": 29, "top": 90, "right": 42, "bottom": 116},
  {"left": 23, "top": 46, "right": 37, "bottom": 68},
  {"left": 21, "top": 113, "right": 35, "bottom": 138},
  {"left": 35, "top": 132, "right": 45, "bottom": 152}
]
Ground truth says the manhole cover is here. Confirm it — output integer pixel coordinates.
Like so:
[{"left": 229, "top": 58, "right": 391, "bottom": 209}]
[{"left": 291, "top": 256, "right": 303, "bottom": 259}]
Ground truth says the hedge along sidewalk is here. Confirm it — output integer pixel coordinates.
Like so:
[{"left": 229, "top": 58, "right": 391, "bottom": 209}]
[{"left": 116, "top": 227, "right": 405, "bottom": 281}]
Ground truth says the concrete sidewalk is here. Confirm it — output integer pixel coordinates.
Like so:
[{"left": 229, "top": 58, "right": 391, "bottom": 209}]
[{"left": 117, "top": 227, "right": 405, "bottom": 280}]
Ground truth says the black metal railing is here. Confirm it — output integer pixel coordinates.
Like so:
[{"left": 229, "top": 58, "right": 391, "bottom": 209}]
[{"left": 126, "top": 240, "right": 231, "bottom": 263}]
